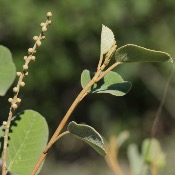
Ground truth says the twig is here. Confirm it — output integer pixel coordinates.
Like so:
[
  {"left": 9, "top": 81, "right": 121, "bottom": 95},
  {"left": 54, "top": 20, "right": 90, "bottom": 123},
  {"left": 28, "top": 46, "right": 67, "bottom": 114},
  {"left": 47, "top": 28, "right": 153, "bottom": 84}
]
[
  {"left": 151, "top": 65, "right": 174, "bottom": 136},
  {"left": 96, "top": 62, "right": 122, "bottom": 82},
  {"left": 31, "top": 59, "right": 120, "bottom": 174},
  {"left": 2, "top": 12, "right": 52, "bottom": 175},
  {"left": 105, "top": 144, "right": 125, "bottom": 175},
  {"left": 53, "top": 131, "right": 70, "bottom": 144},
  {"left": 139, "top": 65, "right": 174, "bottom": 175},
  {"left": 30, "top": 68, "right": 102, "bottom": 175},
  {"left": 150, "top": 164, "right": 159, "bottom": 175}
]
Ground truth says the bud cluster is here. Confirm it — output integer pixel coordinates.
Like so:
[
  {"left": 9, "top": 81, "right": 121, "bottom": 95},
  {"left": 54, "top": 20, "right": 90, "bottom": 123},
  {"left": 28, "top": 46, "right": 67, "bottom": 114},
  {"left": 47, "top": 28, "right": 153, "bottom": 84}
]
[{"left": 6, "top": 12, "right": 52, "bottom": 113}]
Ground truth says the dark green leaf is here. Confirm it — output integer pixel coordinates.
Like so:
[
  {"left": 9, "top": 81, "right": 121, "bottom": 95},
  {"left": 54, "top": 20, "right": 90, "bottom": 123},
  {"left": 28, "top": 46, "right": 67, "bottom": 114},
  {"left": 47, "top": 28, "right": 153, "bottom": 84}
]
[
  {"left": 0, "top": 45, "right": 16, "bottom": 96},
  {"left": 0, "top": 110, "right": 49, "bottom": 175},
  {"left": 68, "top": 121, "right": 106, "bottom": 156},
  {"left": 115, "top": 44, "right": 173, "bottom": 63},
  {"left": 81, "top": 69, "right": 131, "bottom": 96}
]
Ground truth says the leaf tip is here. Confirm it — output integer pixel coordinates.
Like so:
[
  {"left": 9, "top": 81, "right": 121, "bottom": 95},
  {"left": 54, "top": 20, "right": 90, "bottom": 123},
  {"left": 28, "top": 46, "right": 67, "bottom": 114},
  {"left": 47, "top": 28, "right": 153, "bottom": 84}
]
[
  {"left": 68, "top": 121, "right": 106, "bottom": 156},
  {"left": 169, "top": 57, "right": 173, "bottom": 63},
  {"left": 101, "top": 24, "right": 116, "bottom": 54}
]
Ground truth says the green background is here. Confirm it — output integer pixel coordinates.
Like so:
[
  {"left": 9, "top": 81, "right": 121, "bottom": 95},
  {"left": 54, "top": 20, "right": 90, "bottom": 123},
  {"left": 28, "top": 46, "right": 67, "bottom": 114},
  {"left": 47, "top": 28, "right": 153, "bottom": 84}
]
[{"left": 0, "top": 0, "right": 175, "bottom": 174}]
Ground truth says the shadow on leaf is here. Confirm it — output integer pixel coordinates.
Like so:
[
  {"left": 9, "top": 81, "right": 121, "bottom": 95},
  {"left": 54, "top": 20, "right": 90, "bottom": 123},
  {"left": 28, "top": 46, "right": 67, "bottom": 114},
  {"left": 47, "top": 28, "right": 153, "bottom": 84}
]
[{"left": 0, "top": 111, "right": 24, "bottom": 157}]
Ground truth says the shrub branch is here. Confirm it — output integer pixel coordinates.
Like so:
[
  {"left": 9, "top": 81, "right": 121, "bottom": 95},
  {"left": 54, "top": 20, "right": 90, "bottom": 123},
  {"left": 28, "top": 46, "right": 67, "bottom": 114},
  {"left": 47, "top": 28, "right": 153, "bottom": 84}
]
[{"left": 30, "top": 45, "right": 120, "bottom": 175}]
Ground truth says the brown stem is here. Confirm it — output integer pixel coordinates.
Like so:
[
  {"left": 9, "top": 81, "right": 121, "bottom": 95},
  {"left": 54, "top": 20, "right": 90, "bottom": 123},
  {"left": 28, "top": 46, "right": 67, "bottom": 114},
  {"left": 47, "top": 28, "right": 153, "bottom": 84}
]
[
  {"left": 150, "top": 164, "right": 159, "bottom": 175},
  {"left": 30, "top": 69, "right": 101, "bottom": 175},
  {"left": 151, "top": 65, "right": 174, "bottom": 137},
  {"left": 105, "top": 145, "right": 124, "bottom": 175},
  {"left": 2, "top": 110, "right": 13, "bottom": 175},
  {"left": 31, "top": 61, "right": 121, "bottom": 175},
  {"left": 96, "top": 62, "right": 122, "bottom": 81},
  {"left": 53, "top": 131, "right": 70, "bottom": 144}
]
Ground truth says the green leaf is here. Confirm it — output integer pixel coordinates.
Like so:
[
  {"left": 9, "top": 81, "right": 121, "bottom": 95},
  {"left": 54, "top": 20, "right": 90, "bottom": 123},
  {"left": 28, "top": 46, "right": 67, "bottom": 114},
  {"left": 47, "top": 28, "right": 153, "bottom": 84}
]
[
  {"left": 101, "top": 25, "right": 116, "bottom": 54},
  {"left": 115, "top": 44, "right": 173, "bottom": 63},
  {"left": 0, "top": 45, "right": 16, "bottom": 96},
  {"left": 127, "top": 144, "right": 148, "bottom": 175},
  {"left": 142, "top": 138, "right": 166, "bottom": 168},
  {"left": 116, "top": 131, "right": 129, "bottom": 149},
  {"left": 81, "top": 69, "right": 131, "bottom": 96},
  {"left": 68, "top": 121, "right": 106, "bottom": 156},
  {"left": 0, "top": 110, "right": 49, "bottom": 175}
]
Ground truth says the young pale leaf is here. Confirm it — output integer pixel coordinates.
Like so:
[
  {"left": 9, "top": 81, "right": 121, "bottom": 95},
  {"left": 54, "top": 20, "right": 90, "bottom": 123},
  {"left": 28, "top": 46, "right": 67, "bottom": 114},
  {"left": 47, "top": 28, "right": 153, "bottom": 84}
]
[
  {"left": 127, "top": 144, "right": 148, "bottom": 175},
  {"left": 68, "top": 121, "right": 106, "bottom": 156},
  {"left": 0, "top": 110, "right": 49, "bottom": 175},
  {"left": 115, "top": 44, "right": 173, "bottom": 63},
  {"left": 81, "top": 69, "right": 131, "bottom": 96},
  {"left": 0, "top": 45, "right": 16, "bottom": 96},
  {"left": 116, "top": 131, "right": 130, "bottom": 149},
  {"left": 142, "top": 138, "right": 166, "bottom": 168},
  {"left": 101, "top": 25, "right": 116, "bottom": 54}
]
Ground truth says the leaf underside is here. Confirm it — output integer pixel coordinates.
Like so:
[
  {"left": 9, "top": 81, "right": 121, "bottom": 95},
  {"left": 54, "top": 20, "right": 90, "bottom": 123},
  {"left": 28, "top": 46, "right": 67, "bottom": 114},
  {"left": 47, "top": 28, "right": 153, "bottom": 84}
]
[
  {"left": 0, "top": 45, "right": 16, "bottom": 96},
  {"left": 81, "top": 69, "right": 131, "bottom": 96},
  {"left": 115, "top": 44, "right": 173, "bottom": 63},
  {"left": 127, "top": 144, "right": 144, "bottom": 175},
  {"left": 68, "top": 121, "right": 106, "bottom": 156},
  {"left": 101, "top": 25, "right": 116, "bottom": 54}
]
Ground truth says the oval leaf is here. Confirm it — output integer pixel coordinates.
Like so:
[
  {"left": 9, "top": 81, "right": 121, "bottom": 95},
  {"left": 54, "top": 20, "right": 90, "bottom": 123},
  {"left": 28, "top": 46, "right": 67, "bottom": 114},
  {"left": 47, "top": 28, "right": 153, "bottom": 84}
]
[
  {"left": 0, "top": 45, "right": 16, "bottom": 96},
  {"left": 0, "top": 110, "right": 49, "bottom": 175},
  {"left": 68, "top": 121, "right": 106, "bottom": 156},
  {"left": 81, "top": 69, "right": 131, "bottom": 96},
  {"left": 101, "top": 25, "right": 116, "bottom": 54},
  {"left": 115, "top": 44, "right": 173, "bottom": 63}
]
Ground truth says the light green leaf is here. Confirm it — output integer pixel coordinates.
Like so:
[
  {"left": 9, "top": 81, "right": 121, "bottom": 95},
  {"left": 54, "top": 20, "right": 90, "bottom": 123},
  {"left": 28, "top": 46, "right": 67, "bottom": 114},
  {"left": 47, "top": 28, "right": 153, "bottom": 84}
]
[
  {"left": 0, "top": 45, "right": 16, "bottom": 96},
  {"left": 101, "top": 25, "right": 116, "bottom": 54},
  {"left": 0, "top": 110, "right": 49, "bottom": 175},
  {"left": 68, "top": 121, "right": 106, "bottom": 156},
  {"left": 127, "top": 144, "right": 148, "bottom": 175},
  {"left": 142, "top": 138, "right": 166, "bottom": 168},
  {"left": 115, "top": 44, "right": 173, "bottom": 63},
  {"left": 81, "top": 69, "right": 131, "bottom": 96},
  {"left": 116, "top": 131, "right": 129, "bottom": 149}
]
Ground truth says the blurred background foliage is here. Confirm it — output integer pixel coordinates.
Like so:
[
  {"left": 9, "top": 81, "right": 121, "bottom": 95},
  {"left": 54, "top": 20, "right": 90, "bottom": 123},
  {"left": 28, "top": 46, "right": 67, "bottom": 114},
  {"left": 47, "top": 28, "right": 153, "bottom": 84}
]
[{"left": 0, "top": 0, "right": 175, "bottom": 174}]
